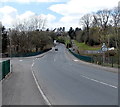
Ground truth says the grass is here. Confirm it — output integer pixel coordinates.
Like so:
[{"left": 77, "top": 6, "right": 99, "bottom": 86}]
[
  {"left": 74, "top": 40, "right": 101, "bottom": 51},
  {"left": 65, "top": 38, "right": 71, "bottom": 46},
  {"left": 73, "top": 40, "right": 119, "bottom": 69},
  {"left": 57, "top": 36, "right": 71, "bottom": 46}
]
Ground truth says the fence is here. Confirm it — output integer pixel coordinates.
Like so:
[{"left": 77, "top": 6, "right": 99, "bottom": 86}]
[
  {"left": 69, "top": 49, "right": 119, "bottom": 68},
  {"left": 0, "top": 60, "right": 10, "bottom": 80},
  {"left": 69, "top": 49, "right": 93, "bottom": 63},
  {"left": 92, "top": 55, "right": 119, "bottom": 68}
]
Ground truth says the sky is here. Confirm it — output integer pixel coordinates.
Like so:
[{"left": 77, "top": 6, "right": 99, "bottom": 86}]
[{"left": 0, "top": 0, "right": 119, "bottom": 31}]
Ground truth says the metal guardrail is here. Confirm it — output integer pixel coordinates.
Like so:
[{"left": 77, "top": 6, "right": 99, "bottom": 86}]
[
  {"left": 0, "top": 60, "right": 10, "bottom": 80},
  {"left": 69, "top": 49, "right": 93, "bottom": 63},
  {"left": 69, "top": 49, "right": 119, "bottom": 68}
]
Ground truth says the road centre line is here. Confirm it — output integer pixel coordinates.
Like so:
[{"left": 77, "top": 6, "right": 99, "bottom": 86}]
[{"left": 81, "top": 74, "right": 117, "bottom": 89}]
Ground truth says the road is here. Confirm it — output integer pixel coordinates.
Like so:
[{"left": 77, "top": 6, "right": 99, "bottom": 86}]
[
  {"left": 32, "top": 44, "right": 118, "bottom": 105},
  {"left": 2, "top": 43, "right": 118, "bottom": 105}
]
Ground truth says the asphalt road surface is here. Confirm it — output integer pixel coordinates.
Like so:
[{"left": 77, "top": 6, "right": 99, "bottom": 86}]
[
  {"left": 2, "top": 43, "right": 118, "bottom": 105},
  {"left": 32, "top": 44, "right": 118, "bottom": 105}
]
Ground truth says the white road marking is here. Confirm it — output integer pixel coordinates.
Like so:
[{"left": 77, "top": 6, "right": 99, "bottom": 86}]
[
  {"left": 31, "top": 70, "right": 52, "bottom": 106},
  {"left": 31, "top": 61, "right": 52, "bottom": 106},
  {"left": 81, "top": 75, "right": 117, "bottom": 89},
  {"left": 65, "top": 49, "right": 117, "bottom": 89},
  {"left": 74, "top": 59, "right": 79, "bottom": 62},
  {"left": 19, "top": 60, "right": 23, "bottom": 62},
  {"left": 32, "top": 62, "right": 34, "bottom": 67}
]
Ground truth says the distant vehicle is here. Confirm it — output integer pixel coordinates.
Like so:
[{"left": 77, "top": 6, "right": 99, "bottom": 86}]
[
  {"left": 55, "top": 48, "right": 58, "bottom": 51},
  {"left": 108, "top": 47, "right": 115, "bottom": 51},
  {"left": 54, "top": 40, "right": 57, "bottom": 44}
]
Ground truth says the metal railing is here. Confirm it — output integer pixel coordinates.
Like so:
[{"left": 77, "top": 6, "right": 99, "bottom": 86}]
[
  {"left": 69, "top": 49, "right": 119, "bottom": 68},
  {"left": 0, "top": 60, "right": 10, "bottom": 80},
  {"left": 69, "top": 49, "right": 93, "bottom": 63}
]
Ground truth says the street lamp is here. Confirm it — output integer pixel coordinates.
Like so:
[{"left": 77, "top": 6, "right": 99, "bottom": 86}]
[{"left": 8, "top": 28, "right": 12, "bottom": 59}]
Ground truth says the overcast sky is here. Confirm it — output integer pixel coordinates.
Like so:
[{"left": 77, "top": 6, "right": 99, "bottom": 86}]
[{"left": 0, "top": 0, "right": 119, "bottom": 30}]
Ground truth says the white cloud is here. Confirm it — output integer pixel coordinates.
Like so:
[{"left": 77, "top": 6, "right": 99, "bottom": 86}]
[
  {"left": 0, "top": 5, "right": 56, "bottom": 29},
  {"left": 0, "top": 6, "right": 18, "bottom": 27},
  {"left": 0, "top": 0, "right": 119, "bottom": 30},
  {"left": 48, "top": 16, "right": 80, "bottom": 31},
  {"left": 0, "top": 6, "right": 17, "bottom": 14},
  {"left": 16, "top": 11, "right": 35, "bottom": 21},
  {"left": 40, "top": 14, "right": 56, "bottom": 22},
  {"left": 49, "top": 0, "right": 119, "bottom": 15},
  {"left": 37, "top": 14, "right": 56, "bottom": 29},
  {"left": 49, "top": 0, "right": 119, "bottom": 30},
  {"left": 1, "top": 0, "right": 66, "bottom": 3}
]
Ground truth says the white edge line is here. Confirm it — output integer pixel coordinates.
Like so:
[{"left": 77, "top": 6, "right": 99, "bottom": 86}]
[
  {"left": 81, "top": 75, "right": 117, "bottom": 89},
  {"left": 31, "top": 62, "right": 52, "bottom": 106},
  {"left": 32, "top": 62, "right": 34, "bottom": 67},
  {"left": 32, "top": 70, "right": 52, "bottom": 105}
]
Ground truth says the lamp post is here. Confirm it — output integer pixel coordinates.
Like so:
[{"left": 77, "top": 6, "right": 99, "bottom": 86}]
[{"left": 8, "top": 28, "right": 12, "bottom": 59}]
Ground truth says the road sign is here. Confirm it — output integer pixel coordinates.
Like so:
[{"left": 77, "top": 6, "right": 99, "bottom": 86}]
[{"left": 101, "top": 43, "right": 108, "bottom": 52}]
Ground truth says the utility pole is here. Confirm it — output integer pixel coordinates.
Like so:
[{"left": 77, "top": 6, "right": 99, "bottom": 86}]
[{"left": 9, "top": 28, "right": 12, "bottom": 59}]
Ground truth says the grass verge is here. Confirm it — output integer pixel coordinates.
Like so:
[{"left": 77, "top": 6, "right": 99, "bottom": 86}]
[{"left": 74, "top": 40, "right": 101, "bottom": 51}]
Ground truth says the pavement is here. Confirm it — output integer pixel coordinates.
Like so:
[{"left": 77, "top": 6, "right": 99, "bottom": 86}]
[{"left": 2, "top": 55, "right": 47, "bottom": 105}]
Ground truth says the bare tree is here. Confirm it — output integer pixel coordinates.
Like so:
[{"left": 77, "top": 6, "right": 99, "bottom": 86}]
[
  {"left": 92, "top": 14, "right": 101, "bottom": 27},
  {"left": 97, "top": 9, "right": 111, "bottom": 30},
  {"left": 27, "top": 15, "right": 47, "bottom": 31},
  {"left": 96, "top": 9, "right": 111, "bottom": 45},
  {"left": 80, "top": 14, "right": 92, "bottom": 44},
  {"left": 80, "top": 14, "right": 92, "bottom": 29},
  {"left": 41, "top": 18, "right": 47, "bottom": 30},
  {"left": 112, "top": 7, "right": 120, "bottom": 27},
  {"left": 111, "top": 6, "right": 120, "bottom": 49},
  {"left": 11, "top": 15, "right": 52, "bottom": 55}
]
